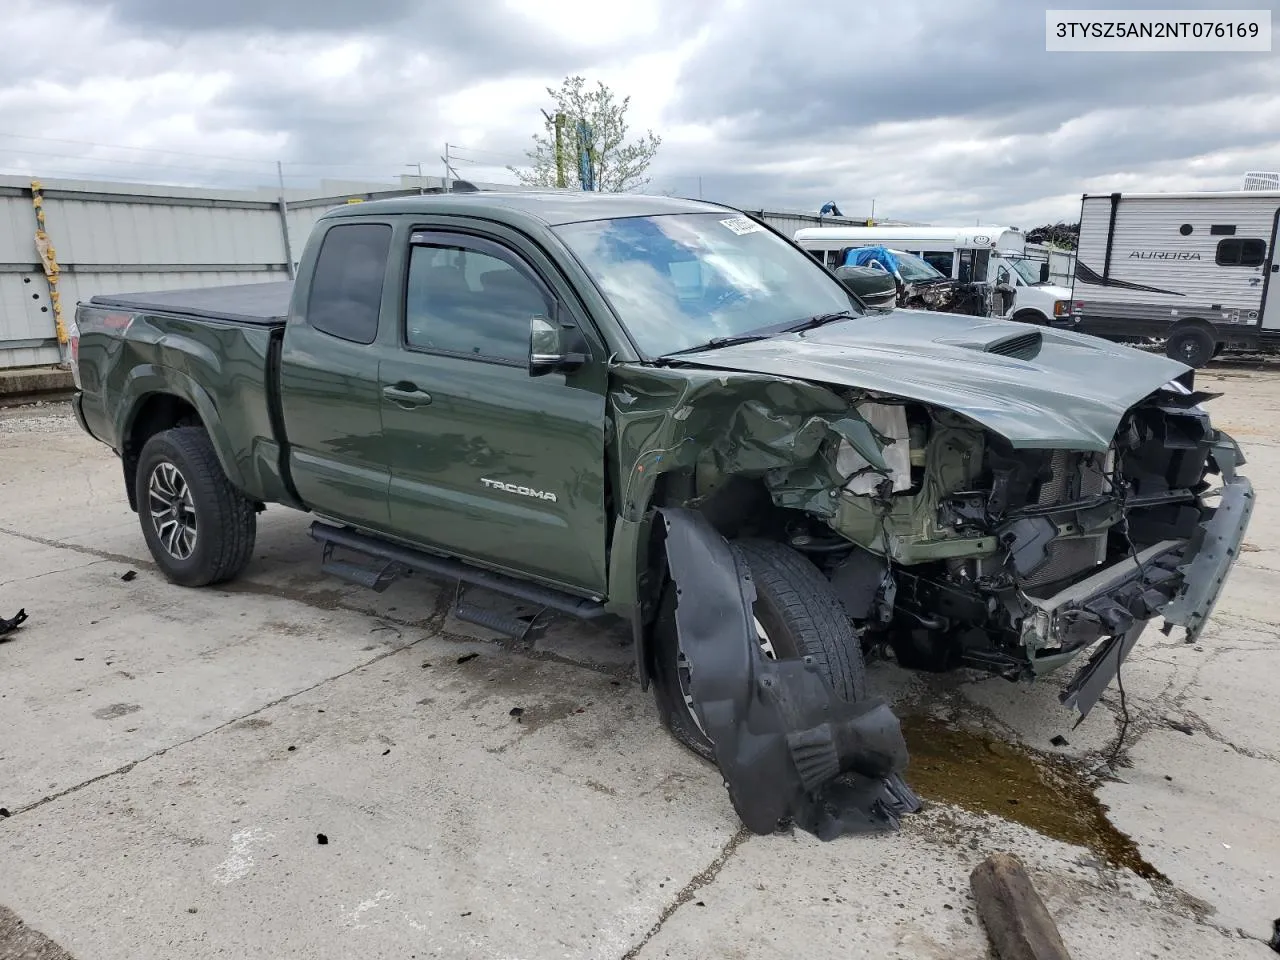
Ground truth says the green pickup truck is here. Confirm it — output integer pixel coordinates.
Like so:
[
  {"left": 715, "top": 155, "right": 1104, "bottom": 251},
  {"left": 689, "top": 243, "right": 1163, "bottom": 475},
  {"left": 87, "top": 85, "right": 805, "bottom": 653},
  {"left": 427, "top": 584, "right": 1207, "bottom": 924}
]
[{"left": 70, "top": 193, "right": 1254, "bottom": 838}]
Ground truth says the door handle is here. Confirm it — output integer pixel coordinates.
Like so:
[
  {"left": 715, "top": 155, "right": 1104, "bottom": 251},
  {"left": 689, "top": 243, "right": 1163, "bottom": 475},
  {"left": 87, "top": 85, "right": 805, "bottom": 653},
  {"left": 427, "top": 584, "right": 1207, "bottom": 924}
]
[{"left": 383, "top": 382, "right": 432, "bottom": 408}]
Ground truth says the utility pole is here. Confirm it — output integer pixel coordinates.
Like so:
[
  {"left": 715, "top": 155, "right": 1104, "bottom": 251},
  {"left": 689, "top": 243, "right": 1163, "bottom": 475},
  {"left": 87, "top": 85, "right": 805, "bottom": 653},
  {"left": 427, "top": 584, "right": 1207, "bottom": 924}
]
[
  {"left": 441, "top": 144, "right": 451, "bottom": 193},
  {"left": 541, "top": 109, "right": 567, "bottom": 188},
  {"left": 698, "top": 176, "right": 703, "bottom": 200}
]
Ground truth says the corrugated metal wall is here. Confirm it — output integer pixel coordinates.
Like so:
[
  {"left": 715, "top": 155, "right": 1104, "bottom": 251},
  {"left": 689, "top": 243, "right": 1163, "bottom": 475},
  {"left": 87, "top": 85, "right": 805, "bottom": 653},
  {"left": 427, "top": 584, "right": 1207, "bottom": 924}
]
[{"left": 0, "top": 176, "right": 436, "bottom": 371}]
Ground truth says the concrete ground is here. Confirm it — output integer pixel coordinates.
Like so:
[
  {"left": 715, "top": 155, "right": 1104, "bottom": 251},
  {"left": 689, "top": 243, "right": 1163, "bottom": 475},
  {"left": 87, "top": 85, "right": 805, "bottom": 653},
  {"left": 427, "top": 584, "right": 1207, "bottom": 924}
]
[{"left": 1, "top": 368, "right": 1277, "bottom": 959}]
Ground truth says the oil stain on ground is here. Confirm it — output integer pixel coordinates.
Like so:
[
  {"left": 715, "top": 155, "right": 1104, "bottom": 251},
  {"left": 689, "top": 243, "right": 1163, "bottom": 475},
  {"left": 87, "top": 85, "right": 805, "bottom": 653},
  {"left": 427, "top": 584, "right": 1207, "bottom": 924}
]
[{"left": 900, "top": 714, "right": 1163, "bottom": 880}]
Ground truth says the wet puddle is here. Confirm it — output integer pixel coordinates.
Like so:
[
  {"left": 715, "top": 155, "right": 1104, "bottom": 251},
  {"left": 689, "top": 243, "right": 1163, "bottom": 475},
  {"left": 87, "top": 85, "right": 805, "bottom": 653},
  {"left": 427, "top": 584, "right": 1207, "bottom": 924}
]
[{"left": 900, "top": 714, "right": 1163, "bottom": 880}]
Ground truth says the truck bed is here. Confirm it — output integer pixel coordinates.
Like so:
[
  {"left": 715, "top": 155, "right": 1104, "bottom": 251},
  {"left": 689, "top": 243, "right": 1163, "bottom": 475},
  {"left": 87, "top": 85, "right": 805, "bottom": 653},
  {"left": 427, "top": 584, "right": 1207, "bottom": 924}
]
[{"left": 88, "top": 281, "right": 293, "bottom": 326}]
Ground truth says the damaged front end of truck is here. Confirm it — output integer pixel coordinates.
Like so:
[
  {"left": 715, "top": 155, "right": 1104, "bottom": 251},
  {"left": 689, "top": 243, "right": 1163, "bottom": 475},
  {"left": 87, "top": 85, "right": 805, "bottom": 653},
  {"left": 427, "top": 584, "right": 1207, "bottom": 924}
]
[{"left": 611, "top": 323, "right": 1253, "bottom": 840}]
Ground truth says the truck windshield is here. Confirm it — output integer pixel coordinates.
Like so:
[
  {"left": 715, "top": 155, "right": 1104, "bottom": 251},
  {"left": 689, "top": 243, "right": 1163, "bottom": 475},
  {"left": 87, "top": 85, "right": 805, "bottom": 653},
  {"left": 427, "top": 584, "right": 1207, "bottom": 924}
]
[
  {"left": 553, "top": 213, "right": 859, "bottom": 357},
  {"left": 1007, "top": 257, "right": 1043, "bottom": 285},
  {"left": 889, "top": 250, "right": 947, "bottom": 283}
]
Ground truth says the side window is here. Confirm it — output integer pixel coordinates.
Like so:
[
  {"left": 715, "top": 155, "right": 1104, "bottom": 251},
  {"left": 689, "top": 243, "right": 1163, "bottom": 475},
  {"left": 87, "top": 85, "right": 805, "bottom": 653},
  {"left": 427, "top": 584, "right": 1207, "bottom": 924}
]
[
  {"left": 996, "top": 266, "right": 1011, "bottom": 285},
  {"left": 307, "top": 223, "right": 391, "bottom": 344},
  {"left": 922, "top": 251, "right": 954, "bottom": 276},
  {"left": 1216, "top": 238, "right": 1267, "bottom": 267},
  {"left": 405, "top": 243, "right": 551, "bottom": 363}
]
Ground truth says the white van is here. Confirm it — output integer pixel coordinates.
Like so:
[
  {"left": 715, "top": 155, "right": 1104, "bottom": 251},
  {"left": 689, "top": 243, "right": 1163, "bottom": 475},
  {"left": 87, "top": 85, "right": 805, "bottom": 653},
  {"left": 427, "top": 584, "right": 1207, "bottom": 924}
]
[{"left": 793, "top": 225, "right": 1074, "bottom": 325}]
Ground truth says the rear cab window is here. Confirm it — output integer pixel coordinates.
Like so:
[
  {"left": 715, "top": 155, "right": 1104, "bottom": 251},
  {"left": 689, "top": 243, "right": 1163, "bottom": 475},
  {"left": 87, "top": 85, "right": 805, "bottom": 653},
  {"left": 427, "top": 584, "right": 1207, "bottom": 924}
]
[{"left": 307, "top": 223, "right": 392, "bottom": 344}]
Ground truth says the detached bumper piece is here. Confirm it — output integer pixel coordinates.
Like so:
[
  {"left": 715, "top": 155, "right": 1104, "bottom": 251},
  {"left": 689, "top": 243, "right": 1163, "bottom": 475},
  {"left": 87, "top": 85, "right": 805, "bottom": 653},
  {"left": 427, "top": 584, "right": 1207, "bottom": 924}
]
[
  {"left": 1055, "top": 470, "right": 1254, "bottom": 721},
  {"left": 659, "top": 508, "right": 920, "bottom": 840},
  {"left": 0, "top": 607, "right": 28, "bottom": 640},
  {"left": 1161, "top": 472, "right": 1254, "bottom": 644}
]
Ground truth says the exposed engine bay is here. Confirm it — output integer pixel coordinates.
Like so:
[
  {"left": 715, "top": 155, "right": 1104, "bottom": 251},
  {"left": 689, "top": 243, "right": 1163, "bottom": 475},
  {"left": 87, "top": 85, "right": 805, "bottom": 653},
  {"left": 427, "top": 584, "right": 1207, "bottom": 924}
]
[{"left": 764, "top": 381, "right": 1252, "bottom": 717}]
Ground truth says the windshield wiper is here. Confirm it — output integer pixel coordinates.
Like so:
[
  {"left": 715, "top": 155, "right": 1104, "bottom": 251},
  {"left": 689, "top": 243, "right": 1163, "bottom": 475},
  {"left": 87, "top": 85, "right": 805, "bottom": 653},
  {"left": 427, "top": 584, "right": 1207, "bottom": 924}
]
[
  {"left": 779, "top": 310, "right": 859, "bottom": 333},
  {"left": 662, "top": 333, "right": 776, "bottom": 357},
  {"left": 660, "top": 310, "right": 860, "bottom": 361}
]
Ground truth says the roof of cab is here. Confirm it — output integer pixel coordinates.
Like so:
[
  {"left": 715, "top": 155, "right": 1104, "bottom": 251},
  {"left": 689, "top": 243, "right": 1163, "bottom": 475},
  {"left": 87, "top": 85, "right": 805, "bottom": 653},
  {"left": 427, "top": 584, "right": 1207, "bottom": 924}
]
[{"left": 319, "top": 191, "right": 733, "bottom": 227}]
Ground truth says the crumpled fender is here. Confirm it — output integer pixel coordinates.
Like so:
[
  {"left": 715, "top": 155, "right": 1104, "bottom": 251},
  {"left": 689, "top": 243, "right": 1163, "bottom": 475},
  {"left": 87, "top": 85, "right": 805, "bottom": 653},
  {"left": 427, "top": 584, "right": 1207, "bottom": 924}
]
[{"left": 658, "top": 506, "right": 920, "bottom": 839}]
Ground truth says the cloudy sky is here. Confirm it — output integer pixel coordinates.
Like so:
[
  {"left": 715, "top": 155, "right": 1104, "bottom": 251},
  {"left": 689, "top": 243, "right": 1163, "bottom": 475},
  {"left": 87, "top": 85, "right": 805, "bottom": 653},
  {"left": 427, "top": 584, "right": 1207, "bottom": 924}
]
[{"left": 1, "top": 0, "right": 1277, "bottom": 226}]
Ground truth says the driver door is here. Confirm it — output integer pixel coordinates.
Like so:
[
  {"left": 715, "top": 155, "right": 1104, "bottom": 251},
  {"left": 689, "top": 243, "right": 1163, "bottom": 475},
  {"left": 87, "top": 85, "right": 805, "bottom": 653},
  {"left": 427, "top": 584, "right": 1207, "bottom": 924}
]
[{"left": 378, "top": 228, "right": 610, "bottom": 596}]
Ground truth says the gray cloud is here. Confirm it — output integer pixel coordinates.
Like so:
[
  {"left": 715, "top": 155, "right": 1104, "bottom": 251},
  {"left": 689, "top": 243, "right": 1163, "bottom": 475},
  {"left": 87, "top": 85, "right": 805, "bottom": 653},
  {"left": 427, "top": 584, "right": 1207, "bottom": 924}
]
[{"left": 3, "top": 0, "right": 1277, "bottom": 226}]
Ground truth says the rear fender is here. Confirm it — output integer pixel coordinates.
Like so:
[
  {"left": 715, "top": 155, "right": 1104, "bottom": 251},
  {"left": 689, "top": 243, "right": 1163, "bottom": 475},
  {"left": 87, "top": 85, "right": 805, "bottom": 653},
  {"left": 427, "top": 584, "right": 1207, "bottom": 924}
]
[{"left": 116, "top": 364, "right": 247, "bottom": 492}]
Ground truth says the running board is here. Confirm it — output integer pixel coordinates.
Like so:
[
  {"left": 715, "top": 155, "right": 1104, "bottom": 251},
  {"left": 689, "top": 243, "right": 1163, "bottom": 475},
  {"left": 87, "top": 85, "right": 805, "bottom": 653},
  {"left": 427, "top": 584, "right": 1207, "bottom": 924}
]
[{"left": 308, "top": 521, "right": 607, "bottom": 621}]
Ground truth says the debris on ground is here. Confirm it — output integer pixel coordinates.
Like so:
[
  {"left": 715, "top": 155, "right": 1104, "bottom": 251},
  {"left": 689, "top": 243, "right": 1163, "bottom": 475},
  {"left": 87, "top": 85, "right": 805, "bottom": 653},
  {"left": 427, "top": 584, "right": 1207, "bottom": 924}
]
[
  {"left": 509, "top": 707, "right": 524, "bottom": 721},
  {"left": 456, "top": 653, "right": 479, "bottom": 664},
  {"left": 1049, "top": 735, "right": 1069, "bottom": 747},
  {"left": 970, "top": 852, "right": 1074, "bottom": 960},
  {"left": 1165, "top": 717, "right": 1195, "bottom": 736},
  {"left": 120, "top": 570, "right": 138, "bottom": 582},
  {"left": 0, "top": 808, "right": 10, "bottom": 818},
  {"left": 1267, "top": 917, "right": 1280, "bottom": 953},
  {"left": 381, "top": 749, "right": 390, "bottom": 756},
  {"left": 0, "top": 608, "right": 28, "bottom": 640},
  {"left": 316, "top": 833, "right": 328, "bottom": 845}
]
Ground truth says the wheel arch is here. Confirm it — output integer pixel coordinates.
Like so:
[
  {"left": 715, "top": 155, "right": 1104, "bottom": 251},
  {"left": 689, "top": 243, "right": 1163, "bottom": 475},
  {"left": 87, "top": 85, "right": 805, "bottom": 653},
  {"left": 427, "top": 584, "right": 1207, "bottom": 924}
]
[{"left": 116, "top": 367, "right": 245, "bottom": 511}]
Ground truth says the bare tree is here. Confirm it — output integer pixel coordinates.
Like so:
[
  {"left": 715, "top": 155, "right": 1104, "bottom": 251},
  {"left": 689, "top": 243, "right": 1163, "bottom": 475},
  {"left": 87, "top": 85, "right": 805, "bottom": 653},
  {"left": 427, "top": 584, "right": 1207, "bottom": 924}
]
[{"left": 510, "top": 76, "right": 662, "bottom": 192}]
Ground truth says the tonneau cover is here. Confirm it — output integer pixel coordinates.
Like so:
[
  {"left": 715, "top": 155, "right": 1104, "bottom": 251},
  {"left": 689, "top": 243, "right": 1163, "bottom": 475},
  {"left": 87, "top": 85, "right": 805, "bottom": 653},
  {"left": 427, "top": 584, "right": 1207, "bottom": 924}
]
[{"left": 87, "top": 281, "right": 293, "bottom": 326}]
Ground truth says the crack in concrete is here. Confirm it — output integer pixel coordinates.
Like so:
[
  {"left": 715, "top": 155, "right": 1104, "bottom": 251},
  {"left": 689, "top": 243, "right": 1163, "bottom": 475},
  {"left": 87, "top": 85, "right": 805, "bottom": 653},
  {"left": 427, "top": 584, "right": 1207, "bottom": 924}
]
[
  {"left": 0, "top": 557, "right": 109, "bottom": 589},
  {"left": 1178, "top": 708, "right": 1280, "bottom": 763},
  {"left": 8, "top": 631, "right": 435, "bottom": 819},
  {"left": 620, "top": 826, "right": 751, "bottom": 960}
]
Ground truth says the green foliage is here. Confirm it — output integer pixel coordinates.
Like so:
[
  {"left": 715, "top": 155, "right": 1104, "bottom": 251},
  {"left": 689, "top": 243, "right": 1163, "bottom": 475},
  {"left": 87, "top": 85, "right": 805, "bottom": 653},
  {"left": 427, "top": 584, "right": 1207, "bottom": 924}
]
[{"left": 510, "top": 76, "right": 662, "bottom": 192}]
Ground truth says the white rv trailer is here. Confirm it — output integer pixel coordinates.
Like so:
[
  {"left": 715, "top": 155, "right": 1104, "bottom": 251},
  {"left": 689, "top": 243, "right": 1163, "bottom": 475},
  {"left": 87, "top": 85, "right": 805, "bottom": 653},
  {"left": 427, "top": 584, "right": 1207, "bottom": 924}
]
[
  {"left": 792, "top": 225, "right": 1074, "bottom": 325},
  {"left": 1065, "top": 190, "right": 1280, "bottom": 367}
]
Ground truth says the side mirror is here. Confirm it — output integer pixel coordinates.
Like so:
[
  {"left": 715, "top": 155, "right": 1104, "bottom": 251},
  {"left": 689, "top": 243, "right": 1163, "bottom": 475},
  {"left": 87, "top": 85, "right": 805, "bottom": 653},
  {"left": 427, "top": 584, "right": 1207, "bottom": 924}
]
[
  {"left": 1039, "top": 262, "right": 1050, "bottom": 283},
  {"left": 529, "top": 313, "right": 588, "bottom": 377}
]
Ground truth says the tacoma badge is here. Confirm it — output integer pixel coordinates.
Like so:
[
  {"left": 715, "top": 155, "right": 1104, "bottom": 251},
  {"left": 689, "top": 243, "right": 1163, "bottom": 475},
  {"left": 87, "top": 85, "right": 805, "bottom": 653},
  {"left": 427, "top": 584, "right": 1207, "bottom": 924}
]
[{"left": 480, "top": 478, "right": 558, "bottom": 502}]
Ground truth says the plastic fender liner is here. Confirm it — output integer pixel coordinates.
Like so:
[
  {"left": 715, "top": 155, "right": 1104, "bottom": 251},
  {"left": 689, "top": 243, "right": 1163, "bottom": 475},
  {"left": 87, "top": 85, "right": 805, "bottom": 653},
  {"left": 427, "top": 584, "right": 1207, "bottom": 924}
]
[{"left": 657, "top": 507, "right": 920, "bottom": 839}]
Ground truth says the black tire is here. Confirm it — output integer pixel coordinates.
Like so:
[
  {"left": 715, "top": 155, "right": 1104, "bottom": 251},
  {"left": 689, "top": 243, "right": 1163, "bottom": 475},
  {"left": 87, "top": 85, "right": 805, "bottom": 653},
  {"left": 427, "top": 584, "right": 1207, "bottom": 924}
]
[
  {"left": 652, "top": 537, "right": 867, "bottom": 761},
  {"left": 1012, "top": 309, "right": 1047, "bottom": 326},
  {"left": 1166, "top": 327, "right": 1216, "bottom": 368},
  {"left": 135, "top": 426, "right": 257, "bottom": 587}
]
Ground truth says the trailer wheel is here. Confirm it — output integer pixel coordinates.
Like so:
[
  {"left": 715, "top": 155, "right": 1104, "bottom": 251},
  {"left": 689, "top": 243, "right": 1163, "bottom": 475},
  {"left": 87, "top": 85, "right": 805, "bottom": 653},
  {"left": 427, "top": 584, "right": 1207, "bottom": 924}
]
[
  {"left": 651, "top": 538, "right": 867, "bottom": 762},
  {"left": 135, "top": 426, "right": 257, "bottom": 587},
  {"left": 1166, "top": 327, "right": 1216, "bottom": 368}
]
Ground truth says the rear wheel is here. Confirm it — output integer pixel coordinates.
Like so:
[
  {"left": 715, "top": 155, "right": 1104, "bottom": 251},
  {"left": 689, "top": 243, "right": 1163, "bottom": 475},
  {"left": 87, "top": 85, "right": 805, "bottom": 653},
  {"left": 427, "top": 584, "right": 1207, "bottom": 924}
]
[
  {"left": 1166, "top": 327, "right": 1216, "bottom": 368},
  {"left": 652, "top": 538, "right": 867, "bottom": 761},
  {"left": 135, "top": 426, "right": 257, "bottom": 587}
]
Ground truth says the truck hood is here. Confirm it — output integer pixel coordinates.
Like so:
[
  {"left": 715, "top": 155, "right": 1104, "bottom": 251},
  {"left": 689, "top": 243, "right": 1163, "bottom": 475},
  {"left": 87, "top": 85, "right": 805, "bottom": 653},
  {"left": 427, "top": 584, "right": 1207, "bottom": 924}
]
[{"left": 673, "top": 311, "right": 1189, "bottom": 452}]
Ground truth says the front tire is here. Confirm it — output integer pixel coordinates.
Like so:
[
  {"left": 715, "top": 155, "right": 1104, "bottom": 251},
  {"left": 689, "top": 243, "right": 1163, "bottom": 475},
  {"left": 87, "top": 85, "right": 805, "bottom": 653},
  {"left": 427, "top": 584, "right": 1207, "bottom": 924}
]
[
  {"left": 135, "top": 426, "right": 257, "bottom": 587},
  {"left": 652, "top": 538, "right": 867, "bottom": 762}
]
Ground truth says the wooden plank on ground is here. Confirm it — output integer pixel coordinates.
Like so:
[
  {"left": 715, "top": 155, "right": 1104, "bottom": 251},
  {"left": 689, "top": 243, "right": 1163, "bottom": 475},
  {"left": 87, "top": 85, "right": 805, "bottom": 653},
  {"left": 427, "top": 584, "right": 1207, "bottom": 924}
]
[{"left": 970, "top": 852, "right": 1074, "bottom": 960}]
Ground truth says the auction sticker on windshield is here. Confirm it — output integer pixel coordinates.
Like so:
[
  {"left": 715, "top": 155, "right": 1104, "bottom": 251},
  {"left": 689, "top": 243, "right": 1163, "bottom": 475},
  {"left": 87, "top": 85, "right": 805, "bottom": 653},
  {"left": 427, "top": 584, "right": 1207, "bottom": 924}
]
[{"left": 719, "top": 217, "right": 764, "bottom": 236}]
